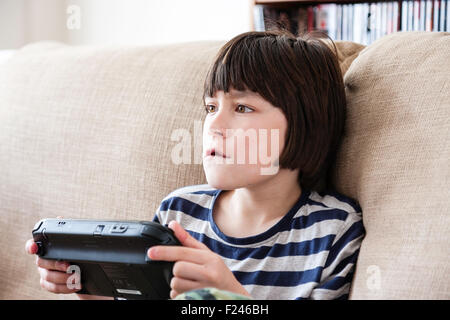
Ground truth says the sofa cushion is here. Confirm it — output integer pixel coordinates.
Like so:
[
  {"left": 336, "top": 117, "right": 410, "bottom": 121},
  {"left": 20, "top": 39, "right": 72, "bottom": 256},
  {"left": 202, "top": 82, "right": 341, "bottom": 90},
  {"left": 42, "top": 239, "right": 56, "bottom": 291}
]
[
  {"left": 332, "top": 31, "right": 450, "bottom": 299},
  {"left": 0, "top": 41, "right": 223, "bottom": 299}
]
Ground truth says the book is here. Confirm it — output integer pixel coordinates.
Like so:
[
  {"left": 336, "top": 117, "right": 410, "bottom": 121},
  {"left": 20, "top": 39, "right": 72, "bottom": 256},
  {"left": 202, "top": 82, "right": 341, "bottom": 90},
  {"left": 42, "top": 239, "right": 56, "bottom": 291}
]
[
  {"left": 393, "top": 1, "right": 399, "bottom": 33},
  {"left": 447, "top": 0, "right": 450, "bottom": 31},
  {"left": 433, "top": 0, "right": 440, "bottom": 31},
  {"left": 253, "top": 4, "right": 265, "bottom": 32},
  {"left": 440, "top": 0, "right": 446, "bottom": 31},
  {"left": 362, "top": 3, "right": 370, "bottom": 45},
  {"left": 402, "top": 1, "right": 408, "bottom": 31},
  {"left": 425, "top": 0, "right": 432, "bottom": 30},
  {"left": 353, "top": 3, "right": 364, "bottom": 44},
  {"left": 414, "top": 0, "right": 420, "bottom": 30},
  {"left": 327, "top": 4, "right": 337, "bottom": 40},
  {"left": 296, "top": 7, "right": 309, "bottom": 35}
]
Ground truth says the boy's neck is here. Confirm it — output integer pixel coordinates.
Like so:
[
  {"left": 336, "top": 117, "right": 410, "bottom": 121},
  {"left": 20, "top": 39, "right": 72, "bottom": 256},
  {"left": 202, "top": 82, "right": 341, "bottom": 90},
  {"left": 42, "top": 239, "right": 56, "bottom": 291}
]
[{"left": 213, "top": 168, "right": 302, "bottom": 238}]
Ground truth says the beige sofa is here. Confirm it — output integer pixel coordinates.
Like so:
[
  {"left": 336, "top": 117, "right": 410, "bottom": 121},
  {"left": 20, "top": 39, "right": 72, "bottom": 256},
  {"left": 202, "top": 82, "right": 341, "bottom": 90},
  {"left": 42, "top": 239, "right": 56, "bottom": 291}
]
[{"left": 0, "top": 31, "right": 448, "bottom": 300}]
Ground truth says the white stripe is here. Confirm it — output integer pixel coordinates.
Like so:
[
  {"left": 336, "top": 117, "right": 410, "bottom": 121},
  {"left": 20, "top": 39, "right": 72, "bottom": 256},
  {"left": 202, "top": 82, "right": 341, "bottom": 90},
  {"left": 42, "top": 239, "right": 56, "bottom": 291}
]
[
  {"left": 244, "top": 282, "right": 318, "bottom": 300},
  {"left": 222, "top": 250, "right": 329, "bottom": 273},
  {"left": 310, "top": 282, "right": 351, "bottom": 300},
  {"left": 309, "top": 191, "right": 360, "bottom": 214},
  {"left": 161, "top": 184, "right": 216, "bottom": 202},
  {"left": 293, "top": 202, "right": 345, "bottom": 218},
  {"left": 174, "top": 192, "right": 214, "bottom": 210},
  {"left": 160, "top": 207, "right": 347, "bottom": 248}
]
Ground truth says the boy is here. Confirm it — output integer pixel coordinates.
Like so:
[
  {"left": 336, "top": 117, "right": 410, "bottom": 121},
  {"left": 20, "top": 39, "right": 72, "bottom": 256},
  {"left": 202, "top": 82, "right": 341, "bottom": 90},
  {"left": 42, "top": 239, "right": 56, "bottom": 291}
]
[{"left": 26, "top": 29, "right": 365, "bottom": 300}]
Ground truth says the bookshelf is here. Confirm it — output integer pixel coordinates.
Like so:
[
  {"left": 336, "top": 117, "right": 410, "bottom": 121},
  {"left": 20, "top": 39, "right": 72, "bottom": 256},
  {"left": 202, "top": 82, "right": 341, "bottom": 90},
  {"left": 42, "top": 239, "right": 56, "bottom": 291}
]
[{"left": 252, "top": 0, "right": 450, "bottom": 45}]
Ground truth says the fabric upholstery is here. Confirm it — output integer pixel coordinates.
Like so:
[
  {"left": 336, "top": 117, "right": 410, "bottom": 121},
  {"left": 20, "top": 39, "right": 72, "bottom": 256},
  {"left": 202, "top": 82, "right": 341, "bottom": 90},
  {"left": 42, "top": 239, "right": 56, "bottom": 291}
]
[{"left": 332, "top": 31, "right": 450, "bottom": 299}]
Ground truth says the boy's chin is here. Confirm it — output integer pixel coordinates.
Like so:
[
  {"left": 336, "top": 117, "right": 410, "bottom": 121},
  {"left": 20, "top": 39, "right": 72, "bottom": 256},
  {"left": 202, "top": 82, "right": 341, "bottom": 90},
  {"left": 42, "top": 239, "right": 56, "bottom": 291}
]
[
  {"left": 204, "top": 172, "right": 262, "bottom": 191},
  {"left": 205, "top": 178, "right": 236, "bottom": 191}
]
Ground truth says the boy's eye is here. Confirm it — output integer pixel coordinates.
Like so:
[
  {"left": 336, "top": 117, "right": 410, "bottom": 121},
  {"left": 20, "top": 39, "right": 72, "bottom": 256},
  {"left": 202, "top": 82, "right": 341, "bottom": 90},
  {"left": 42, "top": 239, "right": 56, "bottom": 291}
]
[
  {"left": 236, "top": 104, "right": 253, "bottom": 113},
  {"left": 205, "top": 105, "right": 216, "bottom": 113}
]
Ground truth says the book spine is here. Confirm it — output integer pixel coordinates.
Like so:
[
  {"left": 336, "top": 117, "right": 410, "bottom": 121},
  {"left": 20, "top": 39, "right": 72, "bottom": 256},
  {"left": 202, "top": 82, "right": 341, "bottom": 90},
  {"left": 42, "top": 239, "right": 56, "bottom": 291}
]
[
  {"left": 440, "top": 0, "right": 446, "bottom": 31},
  {"left": 393, "top": 1, "right": 399, "bottom": 32},
  {"left": 253, "top": 4, "right": 265, "bottom": 32},
  {"left": 447, "top": 0, "right": 450, "bottom": 31},
  {"left": 428, "top": 0, "right": 433, "bottom": 30}
]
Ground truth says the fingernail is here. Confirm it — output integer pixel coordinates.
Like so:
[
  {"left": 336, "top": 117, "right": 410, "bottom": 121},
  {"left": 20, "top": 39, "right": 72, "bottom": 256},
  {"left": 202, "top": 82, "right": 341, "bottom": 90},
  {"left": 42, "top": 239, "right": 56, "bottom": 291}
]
[
  {"left": 29, "top": 242, "right": 38, "bottom": 254},
  {"left": 148, "top": 247, "right": 157, "bottom": 259},
  {"left": 168, "top": 220, "right": 179, "bottom": 230}
]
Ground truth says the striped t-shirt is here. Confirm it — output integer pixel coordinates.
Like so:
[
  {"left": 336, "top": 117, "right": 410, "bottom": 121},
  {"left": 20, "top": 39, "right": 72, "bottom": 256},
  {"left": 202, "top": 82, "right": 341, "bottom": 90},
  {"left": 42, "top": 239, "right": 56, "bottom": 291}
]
[{"left": 153, "top": 184, "right": 365, "bottom": 300}]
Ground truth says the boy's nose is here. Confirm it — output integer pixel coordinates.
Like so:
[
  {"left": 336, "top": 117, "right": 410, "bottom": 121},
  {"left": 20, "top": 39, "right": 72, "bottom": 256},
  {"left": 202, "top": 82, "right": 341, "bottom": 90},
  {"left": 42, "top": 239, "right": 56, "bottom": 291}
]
[{"left": 208, "top": 128, "right": 224, "bottom": 137}]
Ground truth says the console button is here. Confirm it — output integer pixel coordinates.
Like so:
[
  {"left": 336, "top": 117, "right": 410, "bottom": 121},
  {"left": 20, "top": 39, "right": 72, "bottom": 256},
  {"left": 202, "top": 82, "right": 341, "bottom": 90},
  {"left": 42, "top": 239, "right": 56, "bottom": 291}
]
[
  {"left": 111, "top": 224, "right": 127, "bottom": 233},
  {"left": 94, "top": 225, "right": 105, "bottom": 236}
]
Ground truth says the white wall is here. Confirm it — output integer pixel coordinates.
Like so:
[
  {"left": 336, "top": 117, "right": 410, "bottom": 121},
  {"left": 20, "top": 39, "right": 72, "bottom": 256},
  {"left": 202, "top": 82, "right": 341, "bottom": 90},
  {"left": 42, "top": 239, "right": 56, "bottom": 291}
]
[
  {"left": 0, "top": 0, "right": 254, "bottom": 49},
  {"left": 0, "top": 0, "right": 27, "bottom": 49}
]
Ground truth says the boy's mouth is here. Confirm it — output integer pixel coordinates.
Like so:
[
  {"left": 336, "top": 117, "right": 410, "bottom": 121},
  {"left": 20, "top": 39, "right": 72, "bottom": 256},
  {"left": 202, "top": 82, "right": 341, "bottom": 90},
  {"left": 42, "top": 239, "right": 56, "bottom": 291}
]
[{"left": 205, "top": 148, "right": 228, "bottom": 159}]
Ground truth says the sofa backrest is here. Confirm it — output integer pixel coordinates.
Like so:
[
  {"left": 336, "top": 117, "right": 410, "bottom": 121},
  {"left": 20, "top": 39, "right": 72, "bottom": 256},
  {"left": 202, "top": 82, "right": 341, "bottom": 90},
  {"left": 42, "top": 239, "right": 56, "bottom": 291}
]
[{"left": 333, "top": 31, "right": 450, "bottom": 299}]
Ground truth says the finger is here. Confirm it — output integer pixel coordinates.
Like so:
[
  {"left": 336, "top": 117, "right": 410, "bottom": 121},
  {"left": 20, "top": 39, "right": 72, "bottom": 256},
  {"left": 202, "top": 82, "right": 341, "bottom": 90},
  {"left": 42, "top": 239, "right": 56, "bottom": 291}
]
[
  {"left": 36, "top": 257, "right": 70, "bottom": 272},
  {"left": 148, "top": 246, "right": 209, "bottom": 264},
  {"left": 168, "top": 220, "right": 208, "bottom": 250},
  {"left": 38, "top": 267, "right": 71, "bottom": 285},
  {"left": 170, "top": 277, "right": 203, "bottom": 296},
  {"left": 56, "top": 216, "right": 63, "bottom": 219},
  {"left": 170, "top": 289, "right": 180, "bottom": 300},
  {"left": 172, "top": 261, "right": 207, "bottom": 281},
  {"left": 25, "top": 239, "right": 38, "bottom": 255},
  {"left": 40, "top": 279, "right": 80, "bottom": 294}
]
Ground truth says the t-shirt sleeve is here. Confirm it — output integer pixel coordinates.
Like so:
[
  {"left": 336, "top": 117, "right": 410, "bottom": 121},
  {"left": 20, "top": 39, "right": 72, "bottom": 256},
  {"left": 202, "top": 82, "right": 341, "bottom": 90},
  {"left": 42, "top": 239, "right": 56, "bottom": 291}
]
[
  {"left": 310, "top": 210, "right": 365, "bottom": 300},
  {"left": 151, "top": 194, "right": 173, "bottom": 226},
  {"left": 152, "top": 202, "right": 165, "bottom": 225},
  {"left": 151, "top": 210, "right": 160, "bottom": 223}
]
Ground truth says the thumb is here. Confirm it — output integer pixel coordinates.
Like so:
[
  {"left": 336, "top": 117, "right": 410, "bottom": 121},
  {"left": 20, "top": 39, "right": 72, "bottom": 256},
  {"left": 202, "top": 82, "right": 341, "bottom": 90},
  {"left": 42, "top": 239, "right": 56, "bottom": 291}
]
[
  {"left": 25, "top": 239, "right": 38, "bottom": 255},
  {"left": 168, "top": 220, "right": 208, "bottom": 250}
]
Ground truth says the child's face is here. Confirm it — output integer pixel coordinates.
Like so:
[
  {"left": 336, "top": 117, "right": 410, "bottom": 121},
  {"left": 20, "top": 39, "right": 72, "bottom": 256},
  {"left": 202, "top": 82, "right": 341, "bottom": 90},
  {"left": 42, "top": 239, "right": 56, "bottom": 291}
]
[{"left": 202, "top": 88, "right": 288, "bottom": 190}]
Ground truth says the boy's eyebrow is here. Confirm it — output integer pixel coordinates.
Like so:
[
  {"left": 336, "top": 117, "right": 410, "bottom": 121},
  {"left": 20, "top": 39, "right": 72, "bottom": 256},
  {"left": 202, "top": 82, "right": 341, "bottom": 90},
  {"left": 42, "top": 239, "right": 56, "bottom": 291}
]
[
  {"left": 205, "top": 90, "right": 259, "bottom": 100},
  {"left": 228, "top": 90, "right": 258, "bottom": 98}
]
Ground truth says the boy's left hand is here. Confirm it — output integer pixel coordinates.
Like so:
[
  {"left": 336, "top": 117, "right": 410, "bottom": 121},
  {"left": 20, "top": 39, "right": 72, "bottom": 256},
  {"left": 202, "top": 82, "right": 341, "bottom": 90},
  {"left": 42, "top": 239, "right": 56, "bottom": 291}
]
[{"left": 147, "top": 220, "right": 251, "bottom": 299}]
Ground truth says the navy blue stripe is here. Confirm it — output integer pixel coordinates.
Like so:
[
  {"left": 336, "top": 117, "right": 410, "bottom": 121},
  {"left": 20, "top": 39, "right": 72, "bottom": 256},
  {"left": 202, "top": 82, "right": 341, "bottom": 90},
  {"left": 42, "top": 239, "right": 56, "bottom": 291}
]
[
  {"left": 159, "top": 197, "right": 211, "bottom": 221},
  {"left": 233, "top": 266, "right": 323, "bottom": 286},
  {"left": 208, "top": 190, "right": 310, "bottom": 245},
  {"left": 152, "top": 214, "right": 160, "bottom": 223},
  {"left": 162, "top": 196, "right": 347, "bottom": 232},
  {"left": 290, "top": 209, "right": 348, "bottom": 231},
  {"left": 324, "top": 220, "right": 365, "bottom": 269},
  {"left": 317, "top": 271, "right": 354, "bottom": 291},
  {"left": 188, "top": 230, "right": 335, "bottom": 259},
  {"left": 306, "top": 198, "right": 330, "bottom": 208}
]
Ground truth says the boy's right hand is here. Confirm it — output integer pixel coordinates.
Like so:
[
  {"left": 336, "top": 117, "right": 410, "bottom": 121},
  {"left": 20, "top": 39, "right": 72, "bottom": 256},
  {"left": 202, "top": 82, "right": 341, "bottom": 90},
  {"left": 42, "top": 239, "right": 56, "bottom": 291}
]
[{"left": 25, "top": 239, "right": 81, "bottom": 294}]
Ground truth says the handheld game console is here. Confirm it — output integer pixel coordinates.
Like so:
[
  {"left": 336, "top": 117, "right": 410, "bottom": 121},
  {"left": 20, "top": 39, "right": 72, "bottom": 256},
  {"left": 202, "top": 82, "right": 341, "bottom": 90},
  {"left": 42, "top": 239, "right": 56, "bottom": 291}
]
[{"left": 32, "top": 218, "right": 180, "bottom": 300}]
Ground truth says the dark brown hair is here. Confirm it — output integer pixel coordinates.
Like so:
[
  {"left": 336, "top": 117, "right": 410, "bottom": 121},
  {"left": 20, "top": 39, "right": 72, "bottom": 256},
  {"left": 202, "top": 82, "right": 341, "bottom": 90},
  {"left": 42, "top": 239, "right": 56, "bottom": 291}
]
[{"left": 203, "top": 28, "right": 346, "bottom": 191}]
